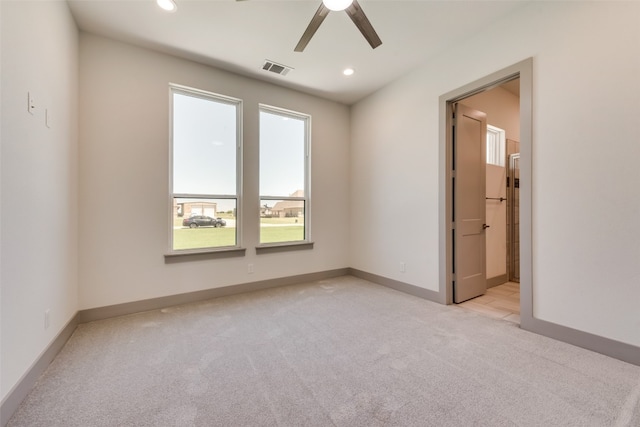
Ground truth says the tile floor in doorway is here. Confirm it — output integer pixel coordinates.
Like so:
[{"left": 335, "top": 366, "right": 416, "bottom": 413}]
[{"left": 457, "top": 281, "right": 520, "bottom": 323}]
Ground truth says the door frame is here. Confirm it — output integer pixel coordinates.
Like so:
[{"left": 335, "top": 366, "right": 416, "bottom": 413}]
[{"left": 438, "top": 58, "right": 533, "bottom": 328}]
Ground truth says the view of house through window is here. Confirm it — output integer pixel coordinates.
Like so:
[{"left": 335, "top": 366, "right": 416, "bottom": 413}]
[
  {"left": 259, "top": 106, "right": 310, "bottom": 244},
  {"left": 170, "top": 85, "right": 241, "bottom": 252}
]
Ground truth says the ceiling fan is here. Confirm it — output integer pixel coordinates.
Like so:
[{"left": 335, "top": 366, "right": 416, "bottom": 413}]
[{"left": 294, "top": 0, "right": 382, "bottom": 52}]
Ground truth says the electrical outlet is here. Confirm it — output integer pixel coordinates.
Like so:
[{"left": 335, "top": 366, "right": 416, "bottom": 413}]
[
  {"left": 400, "top": 262, "right": 406, "bottom": 273},
  {"left": 248, "top": 263, "right": 254, "bottom": 274},
  {"left": 44, "top": 309, "right": 50, "bottom": 330},
  {"left": 28, "top": 92, "right": 35, "bottom": 115}
]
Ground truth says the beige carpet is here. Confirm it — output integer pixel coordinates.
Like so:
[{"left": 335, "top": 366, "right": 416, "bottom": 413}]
[{"left": 7, "top": 276, "right": 640, "bottom": 426}]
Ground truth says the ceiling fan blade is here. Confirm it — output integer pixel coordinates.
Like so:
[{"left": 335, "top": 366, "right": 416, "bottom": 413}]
[
  {"left": 345, "top": 0, "right": 382, "bottom": 49},
  {"left": 294, "top": 3, "right": 330, "bottom": 52}
]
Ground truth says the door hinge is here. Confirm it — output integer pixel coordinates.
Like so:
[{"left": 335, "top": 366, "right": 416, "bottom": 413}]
[
  {"left": 451, "top": 273, "right": 456, "bottom": 281},
  {"left": 507, "top": 176, "right": 510, "bottom": 187}
]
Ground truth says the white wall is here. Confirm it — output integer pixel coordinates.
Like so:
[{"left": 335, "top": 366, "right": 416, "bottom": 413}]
[
  {"left": 463, "top": 87, "right": 520, "bottom": 280},
  {"left": 78, "top": 34, "right": 350, "bottom": 310},
  {"left": 350, "top": 1, "right": 640, "bottom": 346},
  {"left": 1, "top": 0, "right": 78, "bottom": 400}
]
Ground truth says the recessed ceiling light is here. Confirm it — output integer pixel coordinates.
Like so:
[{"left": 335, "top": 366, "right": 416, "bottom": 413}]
[
  {"left": 157, "top": 0, "right": 177, "bottom": 12},
  {"left": 343, "top": 68, "right": 355, "bottom": 76}
]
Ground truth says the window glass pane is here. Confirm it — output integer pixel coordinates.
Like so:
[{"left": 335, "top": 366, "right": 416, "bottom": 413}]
[
  {"left": 259, "top": 106, "right": 309, "bottom": 245},
  {"left": 486, "top": 125, "right": 506, "bottom": 167},
  {"left": 173, "top": 92, "right": 237, "bottom": 195},
  {"left": 259, "top": 111, "right": 305, "bottom": 197},
  {"left": 172, "top": 197, "right": 237, "bottom": 250},
  {"left": 260, "top": 199, "right": 305, "bottom": 244}
]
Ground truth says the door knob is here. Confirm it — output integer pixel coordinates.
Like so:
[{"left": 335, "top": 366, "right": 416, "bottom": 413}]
[{"left": 482, "top": 224, "right": 490, "bottom": 229}]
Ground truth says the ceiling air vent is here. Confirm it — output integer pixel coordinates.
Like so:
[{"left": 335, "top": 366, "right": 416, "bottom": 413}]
[{"left": 262, "top": 60, "right": 293, "bottom": 76}]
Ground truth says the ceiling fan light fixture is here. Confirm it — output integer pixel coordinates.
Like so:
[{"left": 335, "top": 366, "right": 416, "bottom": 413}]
[
  {"left": 156, "top": 0, "right": 177, "bottom": 12},
  {"left": 322, "top": 0, "right": 353, "bottom": 12},
  {"left": 295, "top": 0, "right": 381, "bottom": 52}
]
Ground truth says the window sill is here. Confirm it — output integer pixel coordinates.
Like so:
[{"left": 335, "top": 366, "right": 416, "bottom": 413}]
[
  {"left": 255, "top": 241, "right": 314, "bottom": 254},
  {"left": 164, "top": 247, "right": 246, "bottom": 263}
]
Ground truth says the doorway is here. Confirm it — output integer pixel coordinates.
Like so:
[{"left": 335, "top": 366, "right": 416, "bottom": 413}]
[
  {"left": 455, "top": 82, "right": 521, "bottom": 320},
  {"left": 438, "top": 58, "right": 533, "bottom": 328}
]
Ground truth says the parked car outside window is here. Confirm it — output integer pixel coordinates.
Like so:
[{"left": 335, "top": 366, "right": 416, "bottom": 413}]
[{"left": 182, "top": 215, "right": 226, "bottom": 228}]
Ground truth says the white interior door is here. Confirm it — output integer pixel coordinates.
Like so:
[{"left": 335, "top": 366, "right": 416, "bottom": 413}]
[{"left": 453, "top": 103, "right": 487, "bottom": 303}]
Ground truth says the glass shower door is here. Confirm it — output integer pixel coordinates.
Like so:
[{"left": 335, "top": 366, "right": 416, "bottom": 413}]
[{"left": 508, "top": 154, "right": 520, "bottom": 282}]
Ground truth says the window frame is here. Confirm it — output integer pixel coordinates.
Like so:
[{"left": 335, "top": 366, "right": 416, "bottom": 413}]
[
  {"left": 258, "top": 104, "right": 311, "bottom": 247},
  {"left": 168, "top": 84, "right": 243, "bottom": 255}
]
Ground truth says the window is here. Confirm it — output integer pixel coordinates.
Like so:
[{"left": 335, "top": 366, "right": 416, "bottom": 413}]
[
  {"left": 486, "top": 124, "right": 506, "bottom": 166},
  {"left": 259, "top": 105, "right": 310, "bottom": 245},
  {"left": 170, "top": 85, "right": 242, "bottom": 252}
]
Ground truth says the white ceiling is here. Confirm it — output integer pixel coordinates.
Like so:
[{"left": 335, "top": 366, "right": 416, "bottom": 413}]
[{"left": 67, "top": 0, "right": 529, "bottom": 105}]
